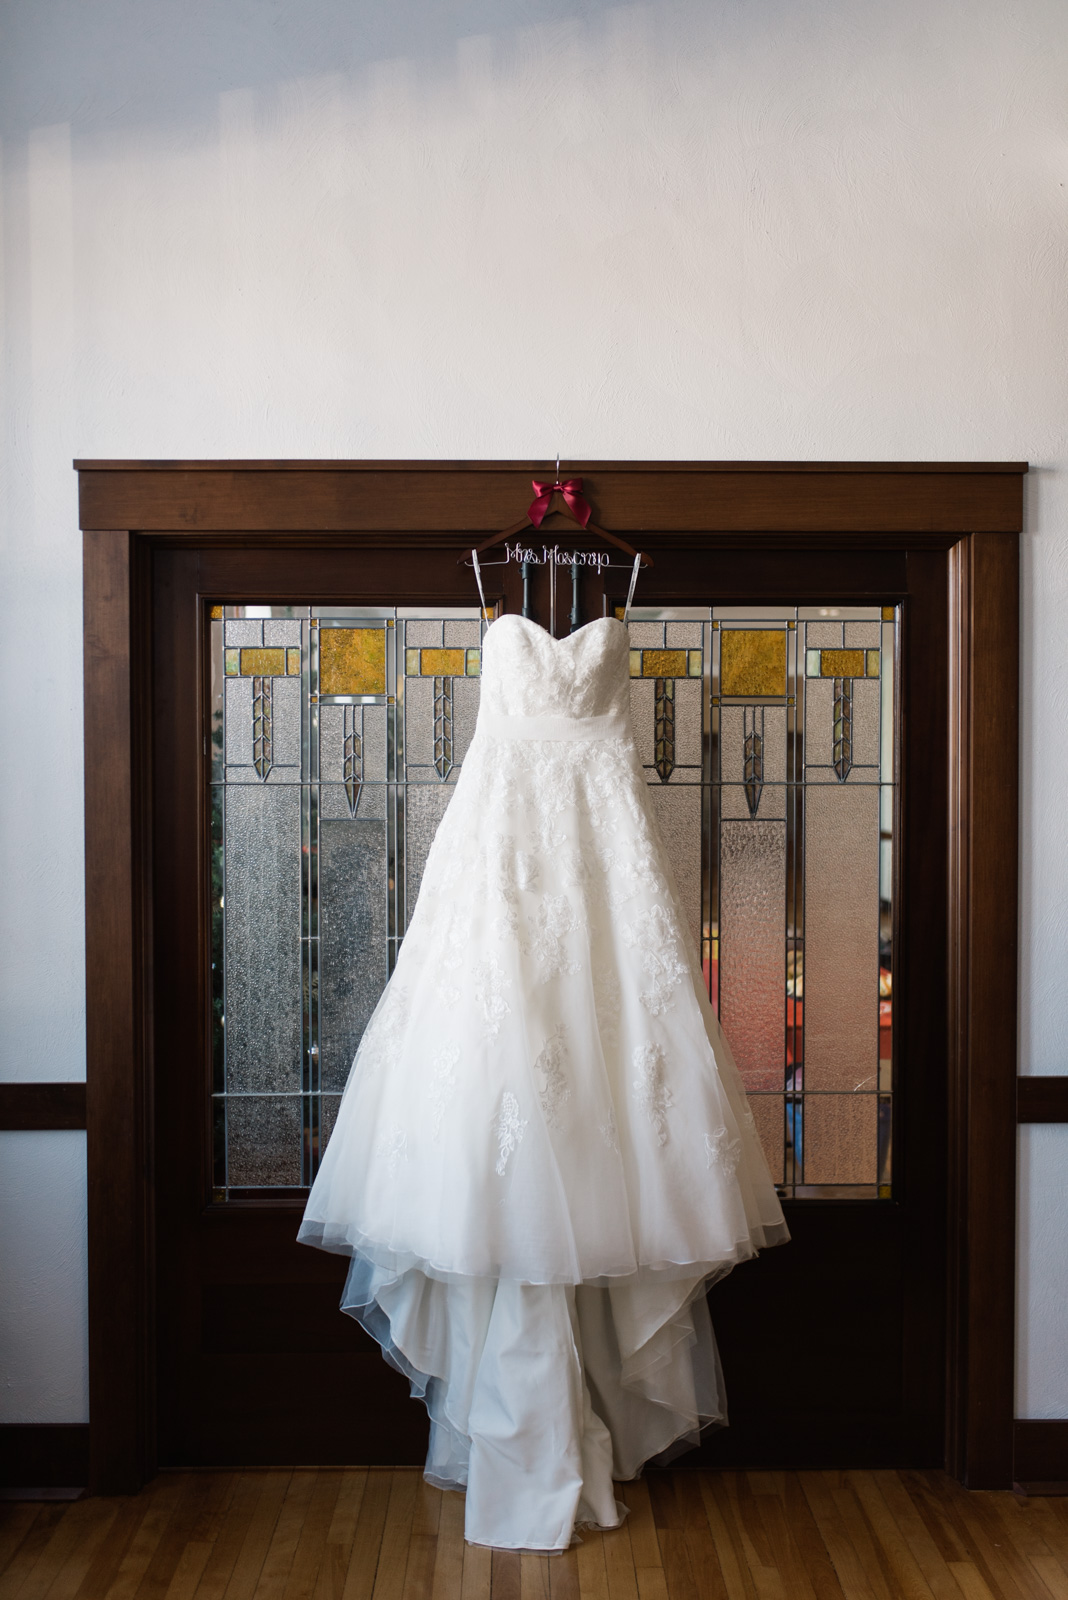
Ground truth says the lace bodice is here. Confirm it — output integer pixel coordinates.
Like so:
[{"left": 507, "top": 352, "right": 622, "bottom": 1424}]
[{"left": 478, "top": 615, "right": 632, "bottom": 720}]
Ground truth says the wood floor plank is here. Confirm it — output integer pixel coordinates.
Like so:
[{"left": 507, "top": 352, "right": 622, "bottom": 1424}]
[
  {"left": 777, "top": 1473, "right": 847, "bottom": 1600},
  {"left": 190, "top": 1473, "right": 266, "bottom": 1600},
  {"left": 548, "top": 1547, "right": 580, "bottom": 1600},
  {"left": 827, "top": 1479, "right": 897, "bottom": 1600},
  {"left": 600, "top": 1521, "right": 638, "bottom": 1600},
  {"left": 15, "top": 1495, "right": 119, "bottom": 1600},
  {"left": 251, "top": 1471, "right": 318, "bottom": 1600},
  {"left": 0, "top": 1508, "right": 42, "bottom": 1578},
  {"left": 752, "top": 1482, "right": 821, "bottom": 1600},
  {"left": 283, "top": 1474, "right": 343, "bottom": 1600},
  {"left": 795, "top": 1474, "right": 880, "bottom": 1600},
  {"left": 135, "top": 1475, "right": 234, "bottom": 1600},
  {"left": 519, "top": 1553, "right": 551, "bottom": 1599},
  {"left": 723, "top": 1475, "right": 775, "bottom": 1578},
  {"left": 845, "top": 1472, "right": 939, "bottom": 1600},
  {"left": 946, "top": 1563, "right": 998, "bottom": 1600},
  {"left": 899, "top": 1474, "right": 970, "bottom": 1568},
  {"left": 919, "top": 1476, "right": 1034, "bottom": 1600},
  {"left": 632, "top": 1572, "right": 667, "bottom": 1600},
  {"left": 0, "top": 1502, "right": 80, "bottom": 1598},
  {"left": 341, "top": 1474, "right": 395, "bottom": 1600},
  {"left": 671, "top": 1474, "right": 729, "bottom": 1600},
  {"left": 616, "top": 1486, "right": 659, "bottom": 1574},
  {"left": 862, "top": 1473, "right": 962, "bottom": 1600},
  {"left": 400, "top": 1481, "right": 440, "bottom": 1600},
  {"left": 428, "top": 1491, "right": 463, "bottom": 1600},
  {"left": 69, "top": 1494, "right": 154, "bottom": 1600},
  {"left": 1028, "top": 1555, "right": 1068, "bottom": 1599},
  {"left": 370, "top": 1474, "right": 419, "bottom": 1600},
  {"left": 574, "top": 1534, "right": 609, "bottom": 1600},
  {"left": 490, "top": 1549, "right": 521, "bottom": 1600},
  {"left": 696, "top": 1476, "right": 759, "bottom": 1600},
  {"left": 220, "top": 1472, "right": 293, "bottom": 1600},
  {"left": 459, "top": 1538, "right": 490, "bottom": 1600}
]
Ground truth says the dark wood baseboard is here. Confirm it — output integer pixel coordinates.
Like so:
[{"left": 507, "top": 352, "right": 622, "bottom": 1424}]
[
  {"left": 1017, "top": 1077, "right": 1068, "bottom": 1123},
  {"left": 0, "top": 1084, "right": 87, "bottom": 1131},
  {"left": 1014, "top": 1420, "right": 1068, "bottom": 1490},
  {"left": 0, "top": 1425, "right": 90, "bottom": 1491}
]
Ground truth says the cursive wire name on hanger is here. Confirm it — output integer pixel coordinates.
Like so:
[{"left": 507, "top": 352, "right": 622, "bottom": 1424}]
[{"left": 504, "top": 542, "right": 612, "bottom": 572}]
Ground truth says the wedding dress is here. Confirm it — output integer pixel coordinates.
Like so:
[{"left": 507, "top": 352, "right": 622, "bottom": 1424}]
[{"left": 299, "top": 592, "right": 789, "bottom": 1551}]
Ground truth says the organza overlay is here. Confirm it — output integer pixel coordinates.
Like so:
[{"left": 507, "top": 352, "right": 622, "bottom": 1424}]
[{"left": 299, "top": 613, "right": 788, "bottom": 1550}]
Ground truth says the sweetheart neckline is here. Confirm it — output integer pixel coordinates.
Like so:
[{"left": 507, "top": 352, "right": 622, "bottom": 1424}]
[{"left": 485, "top": 614, "right": 626, "bottom": 645}]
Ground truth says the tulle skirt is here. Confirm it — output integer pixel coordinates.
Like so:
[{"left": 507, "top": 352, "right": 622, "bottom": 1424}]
[{"left": 299, "top": 725, "right": 787, "bottom": 1548}]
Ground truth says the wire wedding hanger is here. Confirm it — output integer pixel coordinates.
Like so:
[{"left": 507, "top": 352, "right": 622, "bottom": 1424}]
[{"left": 461, "top": 458, "right": 652, "bottom": 636}]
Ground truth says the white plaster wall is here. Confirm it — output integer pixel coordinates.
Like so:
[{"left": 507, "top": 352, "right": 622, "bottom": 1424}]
[{"left": 1, "top": 0, "right": 1066, "bottom": 1422}]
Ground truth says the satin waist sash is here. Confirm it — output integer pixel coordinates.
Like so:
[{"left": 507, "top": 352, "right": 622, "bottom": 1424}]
[{"left": 476, "top": 708, "right": 631, "bottom": 742}]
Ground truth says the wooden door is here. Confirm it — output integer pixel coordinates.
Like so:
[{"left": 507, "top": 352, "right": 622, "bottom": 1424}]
[{"left": 151, "top": 533, "right": 947, "bottom": 1470}]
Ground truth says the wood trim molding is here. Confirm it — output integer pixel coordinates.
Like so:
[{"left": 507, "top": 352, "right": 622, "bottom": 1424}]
[
  {"left": 1014, "top": 1420, "right": 1068, "bottom": 1489},
  {"left": 945, "top": 531, "right": 1020, "bottom": 1489},
  {"left": 0, "top": 1083, "right": 86, "bottom": 1130},
  {"left": 0, "top": 1425, "right": 89, "bottom": 1491},
  {"left": 1018, "top": 1077, "right": 1068, "bottom": 1122},
  {"left": 77, "top": 459, "right": 1025, "bottom": 1493}
]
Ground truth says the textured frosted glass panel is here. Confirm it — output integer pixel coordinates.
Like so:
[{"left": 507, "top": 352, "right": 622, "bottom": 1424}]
[
  {"left": 452, "top": 677, "right": 481, "bottom": 764},
  {"left": 804, "top": 1095, "right": 878, "bottom": 1184},
  {"left": 319, "top": 820, "right": 389, "bottom": 1092},
  {"left": 627, "top": 622, "right": 661, "bottom": 647},
  {"left": 844, "top": 623, "right": 880, "bottom": 648},
  {"left": 646, "top": 785, "right": 702, "bottom": 951},
  {"left": 224, "top": 786, "right": 303, "bottom": 1093},
  {"left": 804, "top": 786, "right": 880, "bottom": 1090},
  {"left": 719, "top": 821, "right": 786, "bottom": 1091},
  {"left": 404, "top": 677, "right": 434, "bottom": 767},
  {"left": 673, "top": 679, "right": 702, "bottom": 768},
  {"left": 629, "top": 679, "right": 655, "bottom": 767},
  {"left": 225, "top": 620, "right": 263, "bottom": 646},
  {"left": 805, "top": 622, "right": 842, "bottom": 647},
  {"left": 227, "top": 1097, "right": 302, "bottom": 1186},
  {"left": 271, "top": 677, "right": 301, "bottom": 769},
  {"left": 406, "top": 785, "right": 454, "bottom": 916},
  {"left": 264, "top": 619, "right": 302, "bottom": 647},
  {"left": 225, "top": 678, "right": 254, "bottom": 767},
  {"left": 444, "top": 619, "right": 480, "bottom": 647},
  {"left": 850, "top": 679, "right": 880, "bottom": 767},
  {"left": 362, "top": 705, "right": 388, "bottom": 782},
  {"left": 748, "top": 1096, "right": 785, "bottom": 1183},
  {"left": 803, "top": 677, "right": 833, "bottom": 769},
  {"left": 406, "top": 620, "right": 442, "bottom": 646},
  {"left": 666, "top": 622, "right": 703, "bottom": 647}
]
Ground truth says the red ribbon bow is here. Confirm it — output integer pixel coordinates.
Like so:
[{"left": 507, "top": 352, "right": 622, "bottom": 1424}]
[{"left": 528, "top": 477, "right": 592, "bottom": 529}]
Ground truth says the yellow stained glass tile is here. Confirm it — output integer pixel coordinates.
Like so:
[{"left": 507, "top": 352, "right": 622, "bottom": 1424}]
[
  {"left": 210, "top": 604, "right": 224, "bottom": 619},
  {"left": 642, "top": 649, "right": 687, "bottom": 678},
  {"left": 866, "top": 650, "right": 881, "bottom": 678},
  {"left": 421, "top": 648, "right": 465, "bottom": 677},
  {"left": 240, "top": 647, "right": 285, "bottom": 676},
  {"left": 286, "top": 647, "right": 301, "bottom": 676},
  {"left": 629, "top": 649, "right": 642, "bottom": 678},
  {"left": 687, "top": 650, "right": 703, "bottom": 677},
  {"left": 720, "top": 630, "right": 787, "bottom": 697},
  {"left": 405, "top": 649, "right": 420, "bottom": 677},
  {"left": 820, "top": 649, "right": 865, "bottom": 679},
  {"left": 787, "top": 620, "right": 797, "bottom": 630},
  {"left": 881, "top": 606, "right": 895, "bottom": 621},
  {"left": 224, "top": 648, "right": 240, "bottom": 676},
  {"left": 465, "top": 648, "right": 481, "bottom": 677},
  {"left": 320, "top": 628, "right": 386, "bottom": 695}
]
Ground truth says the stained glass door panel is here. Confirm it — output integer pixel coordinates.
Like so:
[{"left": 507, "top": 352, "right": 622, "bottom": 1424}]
[{"left": 210, "top": 600, "right": 898, "bottom": 1204}]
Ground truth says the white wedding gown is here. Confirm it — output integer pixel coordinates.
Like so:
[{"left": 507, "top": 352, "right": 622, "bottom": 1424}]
[{"left": 299, "top": 611, "right": 788, "bottom": 1550}]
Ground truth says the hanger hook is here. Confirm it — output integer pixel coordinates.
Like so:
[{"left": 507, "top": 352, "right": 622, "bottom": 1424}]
[{"left": 556, "top": 451, "right": 561, "bottom": 487}]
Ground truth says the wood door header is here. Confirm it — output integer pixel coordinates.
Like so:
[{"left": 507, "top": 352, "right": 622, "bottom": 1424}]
[{"left": 74, "top": 459, "right": 1027, "bottom": 535}]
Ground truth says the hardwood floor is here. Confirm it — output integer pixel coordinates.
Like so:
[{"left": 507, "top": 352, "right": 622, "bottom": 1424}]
[{"left": 1, "top": 1469, "right": 1066, "bottom": 1600}]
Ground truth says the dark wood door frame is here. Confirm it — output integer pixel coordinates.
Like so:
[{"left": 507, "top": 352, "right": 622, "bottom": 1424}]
[{"left": 77, "top": 459, "right": 1025, "bottom": 1493}]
